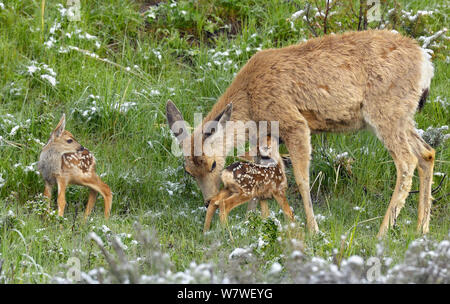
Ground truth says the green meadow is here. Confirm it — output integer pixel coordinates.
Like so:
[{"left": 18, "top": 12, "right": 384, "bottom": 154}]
[{"left": 0, "top": 0, "right": 448, "bottom": 283}]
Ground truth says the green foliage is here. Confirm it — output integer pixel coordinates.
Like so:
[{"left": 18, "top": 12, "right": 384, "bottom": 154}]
[{"left": 245, "top": 211, "right": 280, "bottom": 255}]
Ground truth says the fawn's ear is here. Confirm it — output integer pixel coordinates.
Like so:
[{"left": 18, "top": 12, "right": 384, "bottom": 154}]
[
  {"left": 51, "top": 114, "right": 66, "bottom": 140},
  {"left": 166, "top": 100, "right": 190, "bottom": 144}
]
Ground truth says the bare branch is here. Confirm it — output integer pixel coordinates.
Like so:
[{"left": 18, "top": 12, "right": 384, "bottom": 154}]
[
  {"left": 323, "top": 0, "right": 331, "bottom": 34},
  {"left": 305, "top": 2, "right": 319, "bottom": 37},
  {"left": 357, "top": 0, "right": 364, "bottom": 31},
  {"left": 419, "top": 28, "right": 448, "bottom": 48}
]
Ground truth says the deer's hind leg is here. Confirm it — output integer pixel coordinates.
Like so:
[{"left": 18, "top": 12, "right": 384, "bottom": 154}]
[
  {"left": 84, "top": 189, "right": 98, "bottom": 220},
  {"left": 79, "top": 174, "right": 112, "bottom": 219},
  {"left": 364, "top": 109, "right": 419, "bottom": 237},
  {"left": 409, "top": 130, "right": 435, "bottom": 234},
  {"left": 273, "top": 192, "right": 295, "bottom": 222},
  {"left": 377, "top": 146, "right": 417, "bottom": 238}
]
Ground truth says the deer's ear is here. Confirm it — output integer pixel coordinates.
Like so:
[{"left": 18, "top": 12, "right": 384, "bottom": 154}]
[
  {"left": 216, "top": 103, "right": 233, "bottom": 128},
  {"left": 203, "top": 103, "right": 233, "bottom": 140},
  {"left": 51, "top": 114, "right": 66, "bottom": 139},
  {"left": 166, "top": 100, "right": 190, "bottom": 144}
]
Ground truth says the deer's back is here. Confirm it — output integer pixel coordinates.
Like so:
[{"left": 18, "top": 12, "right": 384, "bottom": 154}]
[
  {"left": 231, "top": 30, "right": 424, "bottom": 133},
  {"left": 222, "top": 162, "right": 286, "bottom": 198}
]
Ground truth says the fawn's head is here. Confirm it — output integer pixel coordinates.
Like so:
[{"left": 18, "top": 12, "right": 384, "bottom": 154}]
[
  {"left": 43, "top": 114, "right": 85, "bottom": 154},
  {"left": 166, "top": 100, "right": 232, "bottom": 205},
  {"left": 257, "top": 135, "right": 281, "bottom": 165}
]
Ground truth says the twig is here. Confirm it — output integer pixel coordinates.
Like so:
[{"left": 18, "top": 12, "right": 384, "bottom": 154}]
[
  {"left": 0, "top": 138, "right": 25, "bottom": 149},
  {"left": 409, "top": 173, "right": 446, "bottom": 194},
  {"left": 419, "top": 28, "right": 448, "bottom": 49},
  {"left": 67, "top": 46, "right": 151, "bottom": 85},
  {"left": 323, "top": 0, "right": 331, "bottom": 34},
  {"left": 433, "top": 192, "right": 449, "bottom": 203},
  {"left": 305, "top": 3, "right": 318, "bottom": 37},
  {"left": 357, "top": 0, "right": 365, "bottom": 31}
]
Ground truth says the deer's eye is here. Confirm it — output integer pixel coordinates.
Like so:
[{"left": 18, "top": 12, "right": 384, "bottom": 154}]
[
  {"left": 67, "top": 139, "right": 73, "bottom": 144},
  {"left": 210, "top": 161, "right": 217, "bottom": 172}
]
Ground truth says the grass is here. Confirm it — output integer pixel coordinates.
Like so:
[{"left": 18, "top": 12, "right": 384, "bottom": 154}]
[{"left": 0, "top": 0, "right": 448, "bottom": 283}]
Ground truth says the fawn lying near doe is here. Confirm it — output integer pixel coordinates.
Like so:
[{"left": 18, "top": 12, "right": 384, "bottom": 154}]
[
  {"left": 167, "top": 30, "right": 435, "bottom": 237},
  {"left": 203, "top": 135, "right": 294, "bottom": 232},
  {"left": 37, "top": 114, "right": 112, "bottom": 219}
]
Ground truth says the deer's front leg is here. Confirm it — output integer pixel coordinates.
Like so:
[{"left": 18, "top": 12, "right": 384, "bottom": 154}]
[
  {"left": 56, "top": 177, "right": 68, "bottom": 217},
  {"left": 43, "top": 181, "right": 53, "bottom": 209},
  {"left": 280, "top": 110, "right": 318, "bottom": 233},
  {"left": 219, "top": 193, "right": 251, "bottom": 226},
  {"left": 203, "top": 203, "right": 218, "bottom": 232},
  {"left": 205, "top": 189, "right": 231, "bottom": 232}
]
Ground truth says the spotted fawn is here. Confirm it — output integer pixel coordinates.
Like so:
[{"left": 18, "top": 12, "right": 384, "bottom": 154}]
[
  {"left": 37, "top": 114, "right": 112, "bottom": 219},
  {"left": 203, "top": 135, "right": 294, "bottom": 232}
]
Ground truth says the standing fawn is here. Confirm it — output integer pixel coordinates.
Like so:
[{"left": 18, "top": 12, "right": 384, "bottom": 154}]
[
  {"left": 203, "top": 135, "right": 294, "bottom": 232},
  {"left": 167, "top": 30, "right": 435, "bottom": 237},
  {"left": 37, "top": 114, "right": 112, "bottom": 219}
]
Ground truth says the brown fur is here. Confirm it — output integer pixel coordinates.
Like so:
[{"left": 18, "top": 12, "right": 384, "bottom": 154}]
[
  {"left": 37, "top": 114, "right": 112, "bottom": 219},
  {"left": 167, "top": 30, "right": 435, "bottom": 237}
]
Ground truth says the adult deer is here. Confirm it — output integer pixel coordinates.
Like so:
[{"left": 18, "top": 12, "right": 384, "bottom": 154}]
[{"left": 166, "top": 30, "right": 435, "bottom": 237}]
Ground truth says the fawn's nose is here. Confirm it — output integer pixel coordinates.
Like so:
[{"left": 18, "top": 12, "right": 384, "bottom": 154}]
[{"left": 77, "top": 146, "right": 85, "bottom": 152}]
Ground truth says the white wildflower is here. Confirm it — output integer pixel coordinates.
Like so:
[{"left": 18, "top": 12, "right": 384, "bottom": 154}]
[{"left": 40, "top": 74, "right": 57, "bottom": 86}]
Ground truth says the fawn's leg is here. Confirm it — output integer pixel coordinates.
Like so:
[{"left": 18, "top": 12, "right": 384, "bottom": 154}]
[
  {"left": 80, "top": 174, "right": 112, "bottom": 219},
  {"left": 56, "top": 177, "right": 68, "bottom": 217},
  {"left": 260, "top": 200, "right": 269, "bottom": 218},
  {"left": 204, "top": 189, "right": 230, "bottom": 232},
  {"left": 43, "top": 181, "right": 53, "bottom": 209},
  {"left": 409, "top": 130, "right": 435, "bottom": 234},
  {"left": 84, "top": 189, "right": 98, "bottom": 220},
  {"left": 204, "top": 203, "right": 218, "bottom": 232},
  {"left": 273, "top": 192, "right": 295, "bottom": 222},
  {"left": 219, "top": 193, "right": 251, "bottom": 225}
]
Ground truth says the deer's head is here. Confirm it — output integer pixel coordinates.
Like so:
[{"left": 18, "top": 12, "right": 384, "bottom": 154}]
[
  {"left": 166, "top": 100, "right": 232, "bottom": 205},
  {"left": 43, "top": 114, "right": 85, "bottom": 154}
]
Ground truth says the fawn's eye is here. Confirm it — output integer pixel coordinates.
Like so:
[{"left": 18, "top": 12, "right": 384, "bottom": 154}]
[
  {"left": 210, "top": 161, "right": 216, "bottom": 172},
  {"left": 67, "top": 139, "right": 73, "bottom": 144}
]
